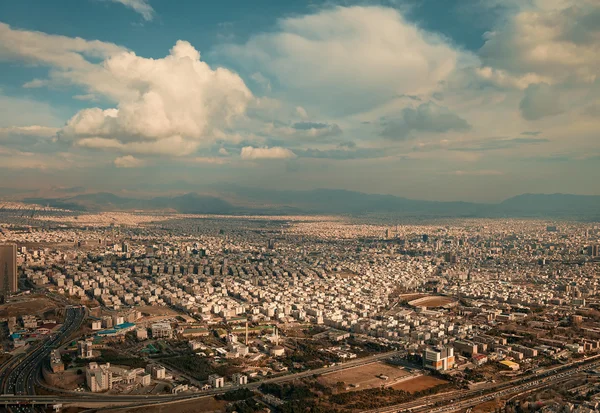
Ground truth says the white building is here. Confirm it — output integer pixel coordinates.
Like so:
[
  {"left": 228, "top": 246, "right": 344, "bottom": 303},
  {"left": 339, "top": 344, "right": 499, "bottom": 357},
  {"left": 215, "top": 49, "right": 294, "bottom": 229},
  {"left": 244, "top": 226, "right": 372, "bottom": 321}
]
[
  {"left": 148, "top": 365, "right": 166, "bottom": 380},
  {"left": 151, "top": 322, "right": 172, "bottom": 339},
  {"left": 78, "top": 339, "right": 94, "bottom": 359},
  {"left": 86, "top": 362, "right": 112, "bottom": 392},
  {"left": 232, "top": 373, "right": 248, "bottom": 385},
  {"left": 423, "top": 347, "right": 455, "bottom": 371},
  {"left": 208, "top": 374, "right": 224, "bottom": 388},
  {"left": 136, "top": 328, "right": 148, "bottom": 340}
]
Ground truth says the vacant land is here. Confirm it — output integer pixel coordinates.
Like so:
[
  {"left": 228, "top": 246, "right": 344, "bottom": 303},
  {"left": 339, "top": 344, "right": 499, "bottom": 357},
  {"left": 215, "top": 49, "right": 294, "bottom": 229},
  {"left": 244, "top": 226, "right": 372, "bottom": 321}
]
[
  {"left": 138, "top": 306, "right": 179, "bottom": 316},
  {"left": 101, "top": 397, "right": 227, "bottom": 413},
  {"left": 0, "top": 296, "right": 58, "bottom": 317},
  {"left": 408, "top": 295, "right": 456, "bottom": 308},
  {"left": 470, "top": 400, "right": 501, "bottom": 412},
  {"left": 319, "top": 362, "right": 411, "bottom": 391},
  {"left": 391, "top": 375, "right": 448, "bottom": 393}
]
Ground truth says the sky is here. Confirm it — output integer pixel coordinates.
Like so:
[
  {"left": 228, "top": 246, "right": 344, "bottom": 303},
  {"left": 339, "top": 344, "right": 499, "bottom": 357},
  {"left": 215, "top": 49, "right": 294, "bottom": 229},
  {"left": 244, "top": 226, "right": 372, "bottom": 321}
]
[{"left": 0, "top": 0, "right": 599, "bottom": 202}]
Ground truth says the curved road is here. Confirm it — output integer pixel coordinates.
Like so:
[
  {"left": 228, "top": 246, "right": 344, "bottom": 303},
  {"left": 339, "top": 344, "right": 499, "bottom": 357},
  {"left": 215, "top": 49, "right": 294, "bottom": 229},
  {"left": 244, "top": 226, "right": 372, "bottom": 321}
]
[{"left": 0, "top": 306, "right": 86, "bottom": 412}]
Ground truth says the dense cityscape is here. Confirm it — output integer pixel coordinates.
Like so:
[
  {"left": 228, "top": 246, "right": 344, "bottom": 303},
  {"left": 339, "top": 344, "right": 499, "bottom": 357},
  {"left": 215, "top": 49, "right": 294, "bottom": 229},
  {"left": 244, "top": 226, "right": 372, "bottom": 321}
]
[
  {"left": 0, "top": 203, "right": 598, "bottom": 413},
  {"left": 1, "top": 0, "right": 599, "bottom": 412}
]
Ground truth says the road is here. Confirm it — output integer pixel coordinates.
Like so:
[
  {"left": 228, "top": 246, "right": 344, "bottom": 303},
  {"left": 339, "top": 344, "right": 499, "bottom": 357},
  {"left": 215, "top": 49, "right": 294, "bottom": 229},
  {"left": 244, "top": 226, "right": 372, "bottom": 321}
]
[
  {"left": 0, "top": 305, "right": 86, "bottom": 412},
  {"left": 364, "top": 354, "right": 600, "bottom": 413},
  {"left": 0, "top": 350, "right": 405, "bottom": 410},
  {"left": 4, "top": 333, "right": 599, "bottom": 413}
]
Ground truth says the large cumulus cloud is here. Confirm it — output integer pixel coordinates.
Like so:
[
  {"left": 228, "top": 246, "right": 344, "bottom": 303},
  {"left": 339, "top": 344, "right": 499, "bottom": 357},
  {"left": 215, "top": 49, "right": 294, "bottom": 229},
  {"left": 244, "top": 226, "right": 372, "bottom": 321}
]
[
  {"left": 60, "top": 41, "right": 253, "bottom": 156},
  {"left": 479, "top": 0, "right": 600, "bottom": 85},
  {"left": 217, "top": 6, "right": 464, "bottom": 115}
]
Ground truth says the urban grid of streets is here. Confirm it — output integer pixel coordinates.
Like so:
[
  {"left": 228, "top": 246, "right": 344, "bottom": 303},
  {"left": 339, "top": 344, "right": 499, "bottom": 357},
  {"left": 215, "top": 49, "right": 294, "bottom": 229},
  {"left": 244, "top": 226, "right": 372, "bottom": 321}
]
[{"left": 0, "top": 204, "right": 599, "bottom": 412}]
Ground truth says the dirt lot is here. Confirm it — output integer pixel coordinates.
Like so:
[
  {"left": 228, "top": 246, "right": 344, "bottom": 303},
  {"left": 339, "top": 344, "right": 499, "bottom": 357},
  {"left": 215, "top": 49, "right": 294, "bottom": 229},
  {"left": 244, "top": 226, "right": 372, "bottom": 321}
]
[
  {"left": 319, "top": 362, "right": 411, "bottom": 391},
  {"left": 469, "top": 400, "right": 501, "bottom": 412},
  {"left": 105, "top": 397, "right": 227, "bottom": 413},
  {"left": 138, "top": 306, "right": 180, "bottom": 316},
  {"left": 0, "top": 296, "right": 58, "bottom": 317},
  {"left": 391, "top": 375, "right": 448, "bottom": 393},
  {"left": 408, "top": 295, "right": 457, "bottom": 308}
]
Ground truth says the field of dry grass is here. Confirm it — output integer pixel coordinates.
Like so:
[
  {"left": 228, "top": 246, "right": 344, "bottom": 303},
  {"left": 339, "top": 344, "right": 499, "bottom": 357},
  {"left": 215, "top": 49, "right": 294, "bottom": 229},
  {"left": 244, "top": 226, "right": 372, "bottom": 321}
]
[
  {"left": 391, "top": 375, "right": 448, "bottom": 393},
  {"left": 0, "top": 296, "right": 58, "bottom": 317},
  {"left": 105, "top": 397, "right": 227, "bottom": 413},
  {"left": 408, "top": 295, "right": 456, "bottom": 308},
  {"left": 319, "top": 362, "right": 411, "bottom": 391}
]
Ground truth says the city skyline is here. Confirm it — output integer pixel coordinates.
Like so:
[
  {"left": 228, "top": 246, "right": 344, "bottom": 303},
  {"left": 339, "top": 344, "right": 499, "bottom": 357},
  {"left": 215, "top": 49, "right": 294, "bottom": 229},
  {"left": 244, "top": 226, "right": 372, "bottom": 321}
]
[{"left": 1, "top": 0, "right": 599, "bottom": 202}]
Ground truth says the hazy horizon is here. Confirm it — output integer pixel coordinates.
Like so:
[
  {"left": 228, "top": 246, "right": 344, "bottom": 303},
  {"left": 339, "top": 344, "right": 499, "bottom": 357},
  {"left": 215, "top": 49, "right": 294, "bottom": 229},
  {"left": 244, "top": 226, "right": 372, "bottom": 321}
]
[{"left": 1, "top": 0, "right": 599, "bottom": 202}]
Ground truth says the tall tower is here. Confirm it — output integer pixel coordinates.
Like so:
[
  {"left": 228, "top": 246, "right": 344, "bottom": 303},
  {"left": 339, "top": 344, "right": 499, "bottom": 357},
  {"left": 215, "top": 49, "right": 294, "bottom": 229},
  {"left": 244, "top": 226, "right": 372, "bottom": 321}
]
[{"left": 0, "top": 244, "right": 17, "bottom": 301}]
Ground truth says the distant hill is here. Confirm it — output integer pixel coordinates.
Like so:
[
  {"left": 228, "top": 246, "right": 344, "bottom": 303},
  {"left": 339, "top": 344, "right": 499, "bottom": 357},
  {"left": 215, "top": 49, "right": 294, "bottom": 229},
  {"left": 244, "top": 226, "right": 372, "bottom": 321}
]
[
  {"left": 18, "top": 189, "right": 600, "bottom": 220},
  {"left": 497, "top": 193, "right": 600, "bottom": 218},
  {"left": 24, "top": 192, "right": 235, "bottom": 214}
]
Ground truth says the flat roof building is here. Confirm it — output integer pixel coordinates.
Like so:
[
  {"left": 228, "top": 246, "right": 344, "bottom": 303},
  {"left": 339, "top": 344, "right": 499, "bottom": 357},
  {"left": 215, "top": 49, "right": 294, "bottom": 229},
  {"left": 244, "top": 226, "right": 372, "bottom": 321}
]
[{"left": 0, "top": 243, "right": 18, "bottom": 298}]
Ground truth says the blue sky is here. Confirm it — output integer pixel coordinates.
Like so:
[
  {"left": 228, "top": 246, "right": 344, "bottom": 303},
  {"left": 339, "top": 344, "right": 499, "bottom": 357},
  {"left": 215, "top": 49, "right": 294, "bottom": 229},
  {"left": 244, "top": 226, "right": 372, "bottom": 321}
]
[{"left": 0, "top": 0, "right": 598, "bottom": 202}]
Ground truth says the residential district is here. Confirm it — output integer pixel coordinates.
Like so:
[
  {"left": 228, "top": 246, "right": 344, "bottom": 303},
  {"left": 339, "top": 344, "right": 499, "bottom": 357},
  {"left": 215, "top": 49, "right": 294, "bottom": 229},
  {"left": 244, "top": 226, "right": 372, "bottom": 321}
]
[{"left": 0, "top": 204, "right": 599, "bottom": 413}]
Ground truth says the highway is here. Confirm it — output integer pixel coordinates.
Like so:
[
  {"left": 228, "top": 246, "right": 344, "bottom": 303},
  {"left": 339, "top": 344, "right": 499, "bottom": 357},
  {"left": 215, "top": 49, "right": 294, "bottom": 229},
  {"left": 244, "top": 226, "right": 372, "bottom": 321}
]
[
  {"left": 0, "top": 306, "right": 86, "bottom": 412},
  {"left": 365, "top": 354, "right": 600, "bottom": 413},
  {"left": 0, "top": 350, "right": 405, "bottom": 409},
  {"left": 4, "top": 332, "right": 599, "bottom": 413}
]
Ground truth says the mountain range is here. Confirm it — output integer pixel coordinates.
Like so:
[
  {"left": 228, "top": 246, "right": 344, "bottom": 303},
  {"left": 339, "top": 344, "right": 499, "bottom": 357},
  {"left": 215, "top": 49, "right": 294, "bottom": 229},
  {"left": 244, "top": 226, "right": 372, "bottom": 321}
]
[{"left": 11, "top": 188, "right": 600, "bottom": 220}]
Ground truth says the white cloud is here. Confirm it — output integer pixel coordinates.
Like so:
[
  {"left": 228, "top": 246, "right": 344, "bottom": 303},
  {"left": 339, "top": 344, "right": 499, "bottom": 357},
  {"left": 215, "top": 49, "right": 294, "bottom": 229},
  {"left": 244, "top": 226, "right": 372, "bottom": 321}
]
[
  {"left": 381, "top": 102, "right": 470, "bottom": 140},
  {"left": 192, "top": 156, "right": 230, "bottom": 165},
  {"left": 0, "top": 146, "right": 74, "bottom": 170},
  {"left": 114, "top": 155, "right": 145, "bottom": 168},
  {"left": 1, "top": 24, "right": 253, "bottom": 159},
  {"left": 217, "top": 6, "right": 464, "bottom": 115},
  {"left": 0, "top": 22, "right": 125, "bottom": 69},
  {"left": 108, "top": 0, "right": 155, "bottom": 21},
  {"left": 519, "top": 83, "right": 564, "bottom": 120},
  {"left": 76, "top": 135, "right": 200, "bottom": 156},
  {"left": 453, "top": 170, "right": 503, "bottom": 176},
  {"left": 479, "top": 1, "right": 600, "bottom": 85},
  {"left": 240, "top": 146, "right": 296, "bottom": 160},
  {"left": 296, "top": 106, "right": 308, "bottom": 119},
  {"left": 58, "top": 40, "right": 253, "bottom": 156},
  {"left": 264, "top": 121, "right": 343, "bottom": 140},
  {"left": 0, "top": 93, "right": 62, "bottom": 128},
  {"left": 0, "top": 125, "right": 59, "bottom": 138}
]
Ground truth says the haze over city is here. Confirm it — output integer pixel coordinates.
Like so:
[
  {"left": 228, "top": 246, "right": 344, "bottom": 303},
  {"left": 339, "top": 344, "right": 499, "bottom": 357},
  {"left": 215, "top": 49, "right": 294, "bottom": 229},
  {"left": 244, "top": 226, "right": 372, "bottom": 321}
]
[
  {"left": 1, "top": 0, "right": 599, "bottom": 202},
  {"left": 1, "top": 2, "right": 600, "bottom": 413}
]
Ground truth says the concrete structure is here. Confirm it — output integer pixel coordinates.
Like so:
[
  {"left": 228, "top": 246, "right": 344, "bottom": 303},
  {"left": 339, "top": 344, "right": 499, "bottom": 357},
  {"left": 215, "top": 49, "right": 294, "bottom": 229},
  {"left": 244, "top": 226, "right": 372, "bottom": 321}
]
[
  {"left": 208, "top": 374, "right": 224, "bottom": 388},
  {"left": 270, "top": 345, "right": 285, "bottom": 357},
  {"left": 50, "top": 350, "right": 64, "bottom": 373},
  {"left": 136, "top": 328, "right": 148, "bottom": 340},
  {"left": 0, "top": 243, "right": 17, "bottom": 298},
  {"left": 232, "top": 373, "right": 248, "bottom": 385},
  {"left": 500, "top": 360, "right": 520, "bottom": 371},
  {"left": 78, "top": 339, "right": 94, "bottom": 359},
  {"left": 423, "top": 346, "right": 455, "bottom": 371},
  {"left": 454, "top": 340, "right": 478, "bottom": 356},
  {"left": 151, "top": 322, "right": 172, "bottom": 339},
  {"left": 86, "top": 362, "right": 113, "bottom": 392},
  {"left": 148, "top": 365, "right": 166, "bottom": 380}
]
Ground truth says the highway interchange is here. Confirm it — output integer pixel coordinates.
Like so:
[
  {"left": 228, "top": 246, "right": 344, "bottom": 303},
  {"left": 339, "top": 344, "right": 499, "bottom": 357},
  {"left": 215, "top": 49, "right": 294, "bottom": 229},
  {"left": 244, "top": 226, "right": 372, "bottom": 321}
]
[
  {"left": 0, "top": 306, "right": 86, "bottom": 412},
  {"left": 365, "top": 354, "right": 600, "bottom": 413},
  {"left": 1, "top": 307, "right": 600, "bottom": 412}
]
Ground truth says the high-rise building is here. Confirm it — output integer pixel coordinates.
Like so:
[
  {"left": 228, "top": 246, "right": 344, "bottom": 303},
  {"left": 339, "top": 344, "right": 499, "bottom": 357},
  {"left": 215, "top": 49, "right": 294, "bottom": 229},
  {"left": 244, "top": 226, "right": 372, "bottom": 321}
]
[
  {"left": 78, "top": 339, "right": 94, "bottom": 359},
  {"left": 423, "top": 346, "right": 455, "bottom": 371},
  {"left": 86, "top": 362, "right": 113, "bottom": 392},
  {"left": 0, "top": 243, "right": 18, "bottom": 299}
]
